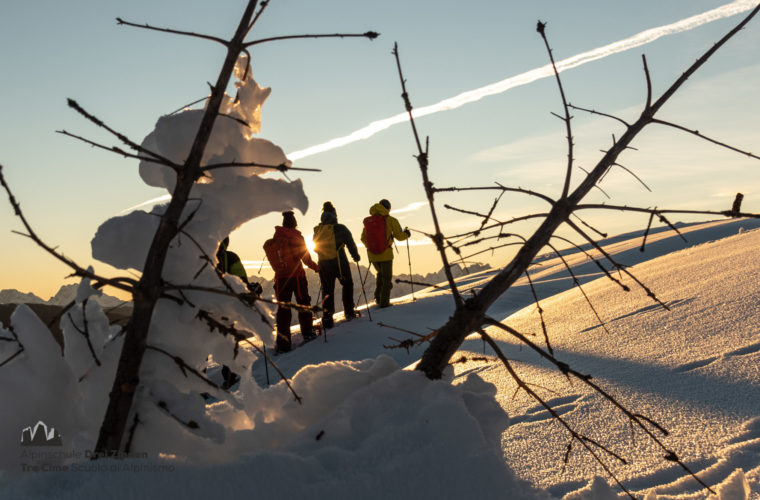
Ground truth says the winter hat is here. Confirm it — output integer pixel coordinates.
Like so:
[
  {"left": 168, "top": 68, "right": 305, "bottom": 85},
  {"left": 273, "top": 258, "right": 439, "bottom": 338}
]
[
  {"left": 322, "top": 201, "right": 337, "bottom": 214},
  {"left": 379, "top": 199, "right": 391, "bottom": 210},
  {"left": 282, "top": 210, "right": 297, "bottom": 228},
  {"left": 321, "top": 210, "right": 338, "bottom": 224}
]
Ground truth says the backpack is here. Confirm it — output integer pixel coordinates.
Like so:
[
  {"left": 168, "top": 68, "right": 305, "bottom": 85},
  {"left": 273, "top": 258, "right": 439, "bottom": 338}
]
[
  {"left": 264, "top": 236, "right": 298, "bottom": 275},
  {"left": 313, "top": 224, "right": 338, "bottom": 261},
  {"left": 363, "top": 214, "right": 389, "bottom": 254}
]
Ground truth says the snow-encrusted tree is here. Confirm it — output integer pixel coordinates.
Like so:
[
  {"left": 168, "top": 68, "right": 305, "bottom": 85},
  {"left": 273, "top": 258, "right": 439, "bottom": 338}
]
[{"left": 0, "top": 0, "right": 377, "bottom": 459}]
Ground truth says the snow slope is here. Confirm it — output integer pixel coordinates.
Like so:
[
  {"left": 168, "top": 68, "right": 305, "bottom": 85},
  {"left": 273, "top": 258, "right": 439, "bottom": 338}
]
[
  {"left": 1, "top": 218, "right": 758, "bottom": 499},
  {"left": 459, "top": 218, "right": 760, "bottom": 498}
]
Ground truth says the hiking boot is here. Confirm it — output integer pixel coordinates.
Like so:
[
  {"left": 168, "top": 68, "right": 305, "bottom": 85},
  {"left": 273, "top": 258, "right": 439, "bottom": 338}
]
[
  {"left": 344, "top": 310, "right": 360, "bottom": 321},
  {"left": 302, "top": 332, "right": 317, "bottom": 342},
  {"left": 323, "top": 317, "right": 334, "bottom": 329}
]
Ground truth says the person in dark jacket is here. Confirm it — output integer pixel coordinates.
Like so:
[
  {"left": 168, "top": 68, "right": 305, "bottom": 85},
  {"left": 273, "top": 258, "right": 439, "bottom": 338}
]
[
  {"left": 313, "top": 202, "right": 361, "bottom": 329},
  {"left": 266, "top": 211, "right": 320, "bottom": 352}
]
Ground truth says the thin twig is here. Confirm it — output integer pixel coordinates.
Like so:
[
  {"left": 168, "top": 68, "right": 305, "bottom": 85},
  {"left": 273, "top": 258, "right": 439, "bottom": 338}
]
[
  {"left": 116, "top": 17, "right": 228, "bottom": 46},
  {"left": 536, "top": 21, "right": 575, "bottom": 199},
  {"left": 244, "top": 31, "right": 379, "bottom": 47}
]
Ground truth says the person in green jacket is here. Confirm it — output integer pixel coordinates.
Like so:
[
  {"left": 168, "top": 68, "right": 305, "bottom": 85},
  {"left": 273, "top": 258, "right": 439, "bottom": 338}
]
[
  {"left": 215, "top": 235, "right": 261, "bottom": 388},
  {"left": 216, "top": 236, "right": 263, "bottom": 296},
  {"left": 360, "top": 199, "right": 410, "bottom": 308}
]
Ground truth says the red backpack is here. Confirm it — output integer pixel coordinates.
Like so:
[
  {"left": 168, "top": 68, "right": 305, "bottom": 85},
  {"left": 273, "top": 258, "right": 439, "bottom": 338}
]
[
  {"left": 263, "top": 236, "right": 300, "bottom": 275},
  {"left": 363, "top": 214, "right": 389, "bottom": 254}
]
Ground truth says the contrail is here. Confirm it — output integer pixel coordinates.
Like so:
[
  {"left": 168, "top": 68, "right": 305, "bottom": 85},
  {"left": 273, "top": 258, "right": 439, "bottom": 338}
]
[
  {"left": 120, "top": 194, "right": 171, "bottom": 214},
  {"left": 123, "top": 1, "right": 753, "bottom": 214},
  {"left": 286, "top": 0, "right": 755, "bottom": 161}
]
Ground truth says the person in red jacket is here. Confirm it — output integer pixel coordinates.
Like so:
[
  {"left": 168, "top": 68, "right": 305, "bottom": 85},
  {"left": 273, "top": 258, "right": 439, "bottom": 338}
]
[{"left": 265, "top": 211, "right": 320, "bottom": 352}]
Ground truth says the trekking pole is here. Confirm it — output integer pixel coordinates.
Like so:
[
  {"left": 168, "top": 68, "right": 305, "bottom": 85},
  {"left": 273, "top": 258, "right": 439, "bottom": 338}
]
[
  {"left": 357, "top": 262, "right": 373, "bottom": 322},
  {"left": 315, "top": 285, "right": 326, "bottom": 343},
  {"left": 406, "top": 237, "right": 415, "bottom": 301},
  {"left": 257, "top": 254, "right": 266, "bottom": 275}
]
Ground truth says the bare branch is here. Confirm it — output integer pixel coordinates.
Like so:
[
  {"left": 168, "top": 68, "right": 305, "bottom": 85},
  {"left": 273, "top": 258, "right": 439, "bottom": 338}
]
[
  {"left": 610, "top": 162, "right": 652, "bottom": 192},
  {"left": 458, "top": 241, "right": 524, "bottom": 262},
  {"left": 650, "top": 118, "right": 760, "bottom": 160},
  {"left": 395, "top": 278, "right": 441, "bottom": 289},
  {"left": 546, "top": 241, "right": 610, "bottom": 334},
  {"left": 477, "top": 327, "right": 633, "bottom": 497},
  {"left": 245, "top": 31, "right": 379, "bottom": 48},
  {"left": 433, "top": 184, "right": 556, "bottom": 205},
  {"left": 168, "top": 96, "right": 209, "bottom": 116},
  {"left": 124, "top": 413, "right": 140, "bottom": 455},
  {"left": 392, "top": 42, "right": 463, "bottom": 308},
  {"left": 482, "top": 318, "right": 712, "bottom": 492},
  {"left": 0, "top": 324, "right": 24, "bottom": 369},
  {"left": 574, "top": 203, "right": 760, "bottom": 221},
  {"left": 56, "top": 129, "right": 180, "bottom": 169},
  {"left": 564, "top": 219, "right": 670, "bottom": 310},
  {"left": 196, "top": 310, "right": 301, "bottom": 403},
  {"left": 65, "top": 99, "right": 178, "bottom": 167},
  {"left": 247, "top": 0, "right": 269, "bottom": 33},
  {"left": 202, "top": 161, "right": 320, "bottom": 173},
  {"left": 155, "top": 400, "right": 200, "bottom": 431},
  {"left": 568, "top": 104, "right": 631, "bottom": 128},
  {"left": 377, "top": 321, "right": 428, "bottom": 339},
  {"left": 146, "top": 345, "right": 229, "bottom": 394},
  {"left": 642, "top": 54, "right": 653, "bottom": 110},
  {"left": 647, "top": 6, "right": 760, "bottom": 117},
  {"left": 0, "top": 348, "right": 24, "bottom": 369},
  {"left": 536, "top": 21, "right": 575, "bottom": 199},
  {"left": 577, "top": 166, "right": 611, "bottom": 199},
  {"left": 571, "top": 213, "right": 608, "bottom": 239},
  {"left": 96, "top": 0, "right": 263, "bottom": 454},
  {"left": 446, "top": 213, "right": 553, "bottom": 240},
  {"left": 116, "top": 17, "right": 229, "bottom": 46},
  {"left": 67, "top": 299, "right": 102, "bottom": 367},
  {"left": 640, "top": 212, "right": 656, "bottom": 252},
  {"left": 523, "top": 268, "right": 552, "bottom": 355}
]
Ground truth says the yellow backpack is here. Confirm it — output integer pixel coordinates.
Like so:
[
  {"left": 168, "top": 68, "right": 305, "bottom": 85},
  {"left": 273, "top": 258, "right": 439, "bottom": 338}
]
[{"left": 313, "top": 224, "right": 338, "bottom": 260}]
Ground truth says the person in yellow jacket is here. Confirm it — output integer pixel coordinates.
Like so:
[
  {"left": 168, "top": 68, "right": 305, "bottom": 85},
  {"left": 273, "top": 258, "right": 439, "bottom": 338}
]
[{"left": 360, "top": 199, "right": 410, "bottom": 308}]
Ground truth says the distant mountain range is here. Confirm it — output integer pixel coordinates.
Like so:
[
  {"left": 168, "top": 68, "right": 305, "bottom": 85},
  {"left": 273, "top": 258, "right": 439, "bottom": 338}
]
[
  {"left": 1, "top": 262, "right": 490, "bottom": 313},
  {"left": 0, "top": 284, "right": 126, "bottom": 308}
]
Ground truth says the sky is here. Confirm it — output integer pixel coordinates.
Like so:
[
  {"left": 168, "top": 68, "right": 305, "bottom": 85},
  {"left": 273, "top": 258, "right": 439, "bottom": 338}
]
[{"left": 1, "top": 0, "right": 759, "bottom": 299}]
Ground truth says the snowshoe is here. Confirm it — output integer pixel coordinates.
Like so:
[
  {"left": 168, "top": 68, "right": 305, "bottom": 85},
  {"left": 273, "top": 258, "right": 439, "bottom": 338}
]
[{"left": 344, "top": 310, "right": 361, "bottom": 322}]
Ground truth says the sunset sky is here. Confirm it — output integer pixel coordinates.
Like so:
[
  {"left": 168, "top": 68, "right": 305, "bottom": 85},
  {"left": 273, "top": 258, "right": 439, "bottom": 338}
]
[{"left": 1, "top": 0, "right": 758, "bottom": 299}]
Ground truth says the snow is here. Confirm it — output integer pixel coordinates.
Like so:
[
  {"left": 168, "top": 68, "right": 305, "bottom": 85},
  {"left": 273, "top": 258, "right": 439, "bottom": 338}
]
[{"left": 1, "top": 218, "right": 759, "bottom": 499}]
